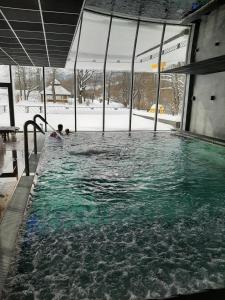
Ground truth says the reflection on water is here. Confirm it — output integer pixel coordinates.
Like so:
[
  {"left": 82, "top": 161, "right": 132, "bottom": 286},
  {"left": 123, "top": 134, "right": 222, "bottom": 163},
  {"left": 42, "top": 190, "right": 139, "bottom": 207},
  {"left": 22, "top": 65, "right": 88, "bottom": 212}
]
[{"left": 3, "top": 132, "right": 225, "bottom": 300}]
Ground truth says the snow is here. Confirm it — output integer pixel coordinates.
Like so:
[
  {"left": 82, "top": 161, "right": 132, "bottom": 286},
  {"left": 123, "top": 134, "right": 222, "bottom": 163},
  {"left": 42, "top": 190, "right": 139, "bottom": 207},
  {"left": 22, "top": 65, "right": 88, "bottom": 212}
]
[
  {"left": 133, "top": 109, "right": 181, "bottom": 122},
  {"left": 0, "top": 98, "right": 173, "bottom": 131}
]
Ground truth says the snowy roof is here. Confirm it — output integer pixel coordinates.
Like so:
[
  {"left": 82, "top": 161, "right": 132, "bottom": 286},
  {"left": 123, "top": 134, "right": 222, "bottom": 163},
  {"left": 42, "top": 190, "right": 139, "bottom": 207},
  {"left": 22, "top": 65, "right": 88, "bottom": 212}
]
[
  {"left": 40, "top": 81, "right": 71, "bottom": 96},
  {"left": 50, "top": 79, "right": 61, "bottom": 85}
]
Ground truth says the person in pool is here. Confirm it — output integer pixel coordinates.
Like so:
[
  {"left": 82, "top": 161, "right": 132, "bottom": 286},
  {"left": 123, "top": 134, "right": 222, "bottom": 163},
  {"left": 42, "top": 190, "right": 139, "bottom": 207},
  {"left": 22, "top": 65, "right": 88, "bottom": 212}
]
[
  {"left": 50, "top": 124, "right": 63, "bottom": 138},
  {"left": 65, "top": 129, "right": 70, "bottom": 135}
]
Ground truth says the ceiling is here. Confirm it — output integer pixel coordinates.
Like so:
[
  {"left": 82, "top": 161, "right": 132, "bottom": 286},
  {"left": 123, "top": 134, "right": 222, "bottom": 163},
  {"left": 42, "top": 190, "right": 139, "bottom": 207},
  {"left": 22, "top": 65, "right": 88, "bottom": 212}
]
[
  {"left": 85, "top": 0, "right": 211, "bottom": 23},
  {"left": 0, "top": 0, "right": 84, "bottom": 68}
]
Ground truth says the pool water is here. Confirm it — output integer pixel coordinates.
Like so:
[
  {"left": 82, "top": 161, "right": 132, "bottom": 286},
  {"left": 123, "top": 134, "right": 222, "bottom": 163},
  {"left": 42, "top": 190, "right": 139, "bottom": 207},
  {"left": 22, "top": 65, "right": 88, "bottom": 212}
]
[{"left": 3, "top": 132, "right": 225, "bottom": 299}]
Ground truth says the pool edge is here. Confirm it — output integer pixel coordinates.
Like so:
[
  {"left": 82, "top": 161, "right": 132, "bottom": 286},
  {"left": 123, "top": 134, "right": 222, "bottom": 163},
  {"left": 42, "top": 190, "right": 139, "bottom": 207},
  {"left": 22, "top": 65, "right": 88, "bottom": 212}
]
[{"left": 0, "top": 138, "right": 45, "bottom": 297}]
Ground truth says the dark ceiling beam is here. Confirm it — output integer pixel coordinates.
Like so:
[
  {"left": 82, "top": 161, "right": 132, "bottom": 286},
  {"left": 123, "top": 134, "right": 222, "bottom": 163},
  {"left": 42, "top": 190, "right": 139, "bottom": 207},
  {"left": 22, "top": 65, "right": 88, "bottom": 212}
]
[{"left": 37, "top": 0, "right": 50, "bottom": 67}]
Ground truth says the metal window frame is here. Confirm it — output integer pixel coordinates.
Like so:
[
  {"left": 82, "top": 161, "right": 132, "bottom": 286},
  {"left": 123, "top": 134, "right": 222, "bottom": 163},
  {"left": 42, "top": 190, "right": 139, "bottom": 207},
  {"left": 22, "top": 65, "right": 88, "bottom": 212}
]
[
  {"left": 42, "top": 66, "right": 47, "bottom": 131},
  {"left": 0, "top": 66, "right": 15, "bottom": 127},
  {"left": 153, "top": 23, "right": 166, "bottom": 131},
  {"left": 102, "top": 16, "right": 113, "bottom": 134},
  {"left": 129, "top": 19, "right": 140, "bottom": 133},
  {"left": 73, "top": 13, "right": 83, "bottom": 132},
  {"left": 73, "top": 11, "right": 190, "bottom": 133}
]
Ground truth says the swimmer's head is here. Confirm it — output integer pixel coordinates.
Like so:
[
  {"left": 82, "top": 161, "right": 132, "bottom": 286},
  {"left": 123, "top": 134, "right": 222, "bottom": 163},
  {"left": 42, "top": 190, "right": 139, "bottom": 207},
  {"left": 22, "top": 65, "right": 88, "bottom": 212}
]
[
  {"left": 65, "top": 129, "right": 70, "bottom": 135},
  {"left": 58, "top": 124, "right": 63, "bottom": 132}
]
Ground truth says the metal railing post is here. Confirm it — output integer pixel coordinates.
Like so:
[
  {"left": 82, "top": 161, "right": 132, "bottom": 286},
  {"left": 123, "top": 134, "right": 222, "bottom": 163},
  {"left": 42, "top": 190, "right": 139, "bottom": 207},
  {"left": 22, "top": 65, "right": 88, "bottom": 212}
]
[
  {"left": 33, "top": 114, "right": 48, "bottom": 154},
  {"left": 24, "top": 120, "right": 45, "bottom": 176}
]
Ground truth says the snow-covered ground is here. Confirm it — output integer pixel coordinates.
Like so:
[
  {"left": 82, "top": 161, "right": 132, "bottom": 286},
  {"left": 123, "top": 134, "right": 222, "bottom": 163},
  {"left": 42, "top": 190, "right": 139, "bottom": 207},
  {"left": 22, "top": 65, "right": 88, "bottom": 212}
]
[
  {"left": 0, "top": 99, "right": 173, "bottom": 131},
  {"left": 133, "top": 109, "right": 181, "bottom": 122}
]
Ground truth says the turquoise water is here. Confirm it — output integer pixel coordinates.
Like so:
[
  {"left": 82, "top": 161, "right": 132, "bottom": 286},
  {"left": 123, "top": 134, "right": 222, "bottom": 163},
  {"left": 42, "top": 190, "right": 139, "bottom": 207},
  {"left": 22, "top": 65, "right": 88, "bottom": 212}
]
[{"left": 4, "top": 132, "right": 225, "bottom": 299}]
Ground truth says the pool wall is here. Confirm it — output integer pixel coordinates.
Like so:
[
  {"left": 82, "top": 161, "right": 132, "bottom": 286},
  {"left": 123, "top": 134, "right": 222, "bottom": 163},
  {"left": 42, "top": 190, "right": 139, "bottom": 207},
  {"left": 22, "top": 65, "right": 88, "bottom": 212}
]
[{"left": 0, "top": 137, "right": 45, "bottom": 298}]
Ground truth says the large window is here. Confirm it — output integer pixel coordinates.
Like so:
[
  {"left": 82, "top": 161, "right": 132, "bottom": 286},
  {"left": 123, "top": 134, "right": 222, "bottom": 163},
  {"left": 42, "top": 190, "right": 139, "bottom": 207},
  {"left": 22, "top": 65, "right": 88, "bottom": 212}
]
[
  {"left": 159, "top": 25, "right": 190, "bottom": 130},
  {"left": 133, "top": 22, "right": 167, "bottom": 130},
  {"left": 0, "top": 66, "right": 10, "bottom": 126},
  {"left": 0, "top": 87, "right": 10, "bottom": 126},
  {"left": 44, "top": 67, "right": 74, "bottom": 132},
  {"left": 1, "top": 13, "right": 190, "bottom": 132},
  {"left": 105, "top": 18, "right": 136, "bottom": 131},
  {"left": 76, "top": 12, "right": 110, "bottom": 131},
  {"left": 12, "top": 66, "right": 44, "bottom": 129}
]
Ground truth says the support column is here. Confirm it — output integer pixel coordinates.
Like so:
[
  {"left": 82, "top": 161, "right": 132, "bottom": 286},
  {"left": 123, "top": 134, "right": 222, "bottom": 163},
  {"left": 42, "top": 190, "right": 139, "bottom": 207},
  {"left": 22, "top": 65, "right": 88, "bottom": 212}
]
[
  {"left": 9, "top": 65, "right": 15, "bottom": 126},
  {"left": 129, "top": 20, "right": 140, "bottom": 134},
  {"left": 102, "top": 16, "right": 113, "bottom": 134},
  {"left": 183, "top": 21, "right": 200, "bottom": 131},
  {"left": 74, "top": 13, "right": 84, "bottom": 132},
  {"left": 42, "top": 66, "right": 47, "bottom": 132},
  {"left": 154, "top": 24, "right": 166, "bottom": 132}
]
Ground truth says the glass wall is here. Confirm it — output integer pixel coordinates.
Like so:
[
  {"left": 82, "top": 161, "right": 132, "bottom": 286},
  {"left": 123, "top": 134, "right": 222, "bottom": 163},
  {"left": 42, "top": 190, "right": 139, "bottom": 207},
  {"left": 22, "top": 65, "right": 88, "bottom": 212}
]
[
  {"left": 0, "top": 66, "right": 10, "bottom": 126},
  {"left": 76, "top": 12, "right": 110, "bottom": 131},
  {"left": 133, "top": 23, "right": 166, "bottom": 130},
  {"left": 0, "top": 65, "right": 10, "bottom": 83},
  {"left": 159, "top": 25, "right": 190, "bottom": 130},
  {"left": 1, "top": 12, "right": 190, "bottom": 132},
  {"left": 44, "top": 67, "right": 74, "bottom": 132},
  {"left": 12, "top": 66, "right": 44, "bottom": 130},
  {"left": 0, "top": 87, "right": 10, "bottom": 126},
  {"left": 105, "top": 18, "right": 136, "bottom": 131}
]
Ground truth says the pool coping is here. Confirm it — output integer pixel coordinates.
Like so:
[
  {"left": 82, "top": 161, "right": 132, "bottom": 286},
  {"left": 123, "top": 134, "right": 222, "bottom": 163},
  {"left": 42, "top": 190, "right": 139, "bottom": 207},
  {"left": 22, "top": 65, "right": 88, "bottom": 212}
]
[
  {"left": 172, "top": 130, "right": 225, "bottom": 147},
  {"left": 0, "top": 136, "right": 45, "bottom": 297}
]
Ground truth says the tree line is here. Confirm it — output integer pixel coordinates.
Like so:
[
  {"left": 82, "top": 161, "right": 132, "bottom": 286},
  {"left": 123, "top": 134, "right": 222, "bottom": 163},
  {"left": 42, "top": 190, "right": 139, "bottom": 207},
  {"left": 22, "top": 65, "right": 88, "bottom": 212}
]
[{"left": 13, "top": 66, "right": 185, "bottom": 115}]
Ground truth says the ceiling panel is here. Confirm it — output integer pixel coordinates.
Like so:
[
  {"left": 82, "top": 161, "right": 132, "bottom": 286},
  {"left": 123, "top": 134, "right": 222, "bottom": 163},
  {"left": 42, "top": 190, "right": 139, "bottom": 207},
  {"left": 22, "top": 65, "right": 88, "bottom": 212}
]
[
  {"left": 15, "top": 31, "right": 45, "bottom": 39},
  {"left": 10, "top": 21, "right": 42, "bottom": 31},
  {"left": 46, "top": 32, "right": 73, "bottom": 41},
  {"left": 41, "top": 0, "right": 84, "bottom": 13},
  {"left": 0, "top": 0, "right": 39, "bottom": 10},
  {"left": 45, "top": 24, "right": 75, "bottom": 34},
  {"left": 1, "top": 8, "right": 41, "bottom": 22},
  {"left": 0, "top": 29, "right": 15, "bottom": 37},
  {"left": 43, "top": 12, "right": 78, "bottom": 25}
]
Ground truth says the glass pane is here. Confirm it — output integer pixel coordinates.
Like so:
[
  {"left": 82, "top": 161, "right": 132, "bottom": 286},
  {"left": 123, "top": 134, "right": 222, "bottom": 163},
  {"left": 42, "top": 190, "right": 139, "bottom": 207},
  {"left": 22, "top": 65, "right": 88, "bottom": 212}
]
[
  {"left": 12, "top": 66, "right": 44, "bottom": 130},
  {"left": 0, "top": 87, "right": 10, "bottom": 126},
  {"left": 76, "top": 12, "right": 110, "bottom": 131},
  {"left": 162, "top": 25, "right": 190, "bottom": 70},
  {"left": 160, "top": 73, "right": 186, "bottom": 129},
  {"left": 159, "top": 25, "right": 190, "bottom": 130},
  {"left": 105, "top": 18, "right": 136, "bottom": 131},
  {"left": 133, "top": 22, "right": 171, "bottom": 130},
  {"left": 0, "top": 65, "right": 10, "bottom": 83},
  {"left": 45, "top": 67, "right": 74, "bottom": 132}
]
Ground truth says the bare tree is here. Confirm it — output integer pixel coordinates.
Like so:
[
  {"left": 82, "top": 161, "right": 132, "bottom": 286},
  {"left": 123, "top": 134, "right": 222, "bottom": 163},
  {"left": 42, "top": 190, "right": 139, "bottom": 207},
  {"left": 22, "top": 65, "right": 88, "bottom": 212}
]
[
  {"left": 77, "top": 69, "right": 95, "bottom": 104},
  {"left": 106, "top": 71, "right": 112, "bottom": 105},
  {"left": 14, "top": 66, "right": 41, "bottom": 101},
  {"left": 161, "top": 74, "right": 185, "bottom": 115}
]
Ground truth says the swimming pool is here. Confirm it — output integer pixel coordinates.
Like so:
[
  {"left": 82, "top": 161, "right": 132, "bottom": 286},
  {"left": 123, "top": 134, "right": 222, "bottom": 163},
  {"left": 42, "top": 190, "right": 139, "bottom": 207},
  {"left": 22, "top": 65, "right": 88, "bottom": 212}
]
[{"left": 3, "top": 132, "right": 225, "bottom": 299}]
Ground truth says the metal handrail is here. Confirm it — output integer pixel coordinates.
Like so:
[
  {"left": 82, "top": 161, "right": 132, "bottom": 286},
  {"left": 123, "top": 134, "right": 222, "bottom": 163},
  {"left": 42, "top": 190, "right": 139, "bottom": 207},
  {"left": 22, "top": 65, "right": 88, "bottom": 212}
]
[
  {"left": 33, "top": 114, "right": 48, "bottom": 154},
  {"left": 24, "top": 120, "right": 45, "bottom": 176}
]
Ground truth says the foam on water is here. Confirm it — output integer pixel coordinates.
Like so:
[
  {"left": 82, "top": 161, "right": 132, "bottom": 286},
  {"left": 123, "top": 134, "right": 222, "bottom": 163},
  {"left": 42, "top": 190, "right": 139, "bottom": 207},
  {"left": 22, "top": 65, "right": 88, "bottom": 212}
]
[{"left": 3, "top": 132, "right": 225, "bottom": 300}]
